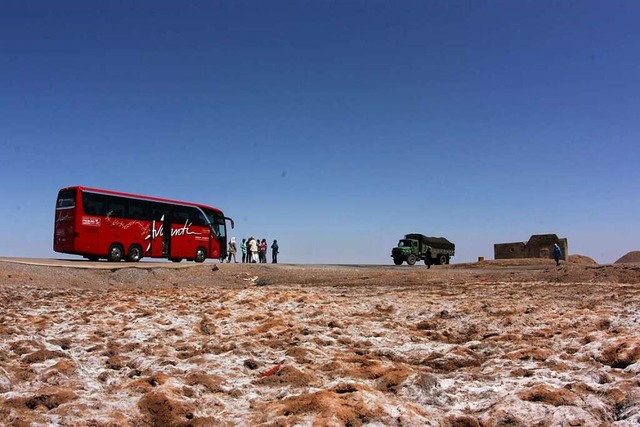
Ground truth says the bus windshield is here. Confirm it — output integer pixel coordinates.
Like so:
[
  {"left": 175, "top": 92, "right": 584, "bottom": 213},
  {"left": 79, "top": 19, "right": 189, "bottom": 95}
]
[{"left": 202, "top": 208, "right": 226, "bottom": 237}]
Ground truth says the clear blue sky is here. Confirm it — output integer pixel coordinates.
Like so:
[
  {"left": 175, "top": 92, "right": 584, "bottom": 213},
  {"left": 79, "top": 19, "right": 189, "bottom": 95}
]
[{"left": 1, "top": 1, "right": 638, "bottom": 264}]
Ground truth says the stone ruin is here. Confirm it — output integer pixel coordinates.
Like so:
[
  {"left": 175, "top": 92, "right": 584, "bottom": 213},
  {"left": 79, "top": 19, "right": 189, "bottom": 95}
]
[{"left": 494, "top": 234, "right": 568, "bottom": 261}]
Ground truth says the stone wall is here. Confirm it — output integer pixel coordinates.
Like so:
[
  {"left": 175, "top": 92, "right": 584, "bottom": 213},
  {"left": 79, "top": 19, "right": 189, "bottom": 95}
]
[{"left": 494, "top": 234, "right": 568, "bottom": 261}]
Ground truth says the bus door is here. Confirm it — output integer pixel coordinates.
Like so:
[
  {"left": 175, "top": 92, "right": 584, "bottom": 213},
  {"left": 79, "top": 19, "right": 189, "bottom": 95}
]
[
  {"left": 148, "top": 211, "right": 172, "bottom": 259},
  {"left": 211, "top": 216, "right": 234, "bottom": 261},
  {"left": 163, "top": 216, "right": 172, "bottom": 257},
  {"left": 211, "top": 217, "right": 225, "bottom": 261}
]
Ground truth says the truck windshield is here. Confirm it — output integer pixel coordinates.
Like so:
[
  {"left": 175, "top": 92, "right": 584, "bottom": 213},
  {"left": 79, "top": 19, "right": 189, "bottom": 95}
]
[{"left": 398, "top": 240, "right": 413, "bottom": 247}]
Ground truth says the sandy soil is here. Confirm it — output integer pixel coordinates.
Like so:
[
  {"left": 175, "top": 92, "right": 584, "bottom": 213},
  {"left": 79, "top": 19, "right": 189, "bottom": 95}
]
[{"left": 1, "top": 258, "right": 639, "bottom": 426}]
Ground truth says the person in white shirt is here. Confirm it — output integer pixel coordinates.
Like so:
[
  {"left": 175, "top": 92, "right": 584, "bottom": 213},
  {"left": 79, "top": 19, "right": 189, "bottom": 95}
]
[{"left": 249, "top": 237, "right": 259, "bottom": 263}]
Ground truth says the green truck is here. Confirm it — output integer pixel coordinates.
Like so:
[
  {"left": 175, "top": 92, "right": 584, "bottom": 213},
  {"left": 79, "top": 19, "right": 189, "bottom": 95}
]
[{"left": 391, "top": 233, "right": 455, "bottom": 266}]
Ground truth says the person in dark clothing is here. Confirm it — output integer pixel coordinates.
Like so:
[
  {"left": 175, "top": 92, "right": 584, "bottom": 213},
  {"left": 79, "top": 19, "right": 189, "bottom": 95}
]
[
  {"left": 425, "top": 246, "right": 432, "bottom": 269},
  {"left": 271, "top": 240, "right": 279, "bottom": 263},
  {"left": 553, "top": 243, "right": 562, "bottom": 266}
]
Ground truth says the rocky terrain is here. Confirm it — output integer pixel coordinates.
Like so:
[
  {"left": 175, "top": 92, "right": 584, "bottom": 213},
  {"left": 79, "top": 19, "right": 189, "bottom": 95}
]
[{"left": 1, "top": 257, "right": 639, "bottom": 426}]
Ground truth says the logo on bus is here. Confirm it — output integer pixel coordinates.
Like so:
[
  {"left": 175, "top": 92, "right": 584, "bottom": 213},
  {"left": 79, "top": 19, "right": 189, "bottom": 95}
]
[
  {"left": 82, "top": 217, "right": 101, "bottom": 227},
  {"left": 144, "top": 215, "right": 202, "bottom": 252}
]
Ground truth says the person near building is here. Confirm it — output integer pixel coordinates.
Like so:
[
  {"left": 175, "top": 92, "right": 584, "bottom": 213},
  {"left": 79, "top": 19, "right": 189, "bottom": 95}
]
[{"left": 553, "top": 243, "right": 562, "bottom": 266}]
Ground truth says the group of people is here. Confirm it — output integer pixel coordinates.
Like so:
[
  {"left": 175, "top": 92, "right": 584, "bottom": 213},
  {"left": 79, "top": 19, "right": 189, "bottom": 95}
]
[{"left": 226, "top": 237, "right": 279, "bottom": 264}]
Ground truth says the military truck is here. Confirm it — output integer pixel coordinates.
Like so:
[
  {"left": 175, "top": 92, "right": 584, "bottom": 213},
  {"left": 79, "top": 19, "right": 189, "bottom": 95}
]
[{"left": 391, "top": 233, "right": 455, "bottom": 266}]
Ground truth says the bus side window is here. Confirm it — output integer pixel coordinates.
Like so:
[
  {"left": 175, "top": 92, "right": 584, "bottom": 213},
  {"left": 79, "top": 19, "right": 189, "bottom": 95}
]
[
  {"left": 128, "top": 206, "right": 142, "bottom": 219},
  {"left": 107, "top": 196, "right": 126, "bottom": 218},
  {"left": 83, "top": 192, "right": 106, "bottom": 216},
  {"left": 173, "top": 208, "right": 190, "bottom": 225},
  {"left": 152, "top": 203, "right": 171, "bottom": 222},
  {"left": 187, "top": 207, "right": 207, "bottom": 226},
  {"left": 193, "top": 211, "right": 207, "bottom": 227},
  {"left": 85, "top": 203, "right": 97, "bottom": 215}
]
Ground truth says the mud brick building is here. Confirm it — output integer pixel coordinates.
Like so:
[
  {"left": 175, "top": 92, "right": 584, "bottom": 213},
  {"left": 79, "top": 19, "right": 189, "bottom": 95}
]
[{"left": 494, "top": 234, "right": 568, "bottom": 261}]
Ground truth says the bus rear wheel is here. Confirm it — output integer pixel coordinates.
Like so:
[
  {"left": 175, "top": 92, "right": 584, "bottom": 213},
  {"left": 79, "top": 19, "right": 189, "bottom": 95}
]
[
  {"left": 195, "top": 248, "right": 207, "bottom": 263},
  {"left": 127, "top": 245, "right": 142, "bottom": 262},
  {"left": 108, "top": 244, "right": 124, "bottom": 262}
]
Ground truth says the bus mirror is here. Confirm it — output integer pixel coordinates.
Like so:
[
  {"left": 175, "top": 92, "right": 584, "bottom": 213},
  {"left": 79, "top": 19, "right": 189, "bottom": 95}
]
[{"left": 225, "top": 217, "right": 235, "bottom": 229}]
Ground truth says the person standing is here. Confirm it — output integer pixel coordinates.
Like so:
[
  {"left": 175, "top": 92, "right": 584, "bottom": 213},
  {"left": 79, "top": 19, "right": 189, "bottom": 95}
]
[
  {"left": 249, "top": 237, "right": 259, "bottom": 263},
  {"left": 271, "top": 239, "right": 279, "bottom": 264},
  {"left": 259, "top": 239, "right": 267, "bottom": 263},
  {"left": 553, "top": 243, "right": 562, "bottom": 266},
  {"left": 425, "top": 246, "right": 432, "bottom": 269},
  {"left": 240, "top": 238, "right": 247, "bottom": 263},
  {"left": 227, "top": 237, "right": 237, "bottom": 263}
]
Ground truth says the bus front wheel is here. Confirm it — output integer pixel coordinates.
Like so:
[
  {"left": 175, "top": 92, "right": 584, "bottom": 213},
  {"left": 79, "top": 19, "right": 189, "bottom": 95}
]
[
  {"left": 108, "top": 244, "right": 124, "bottom": 262},
  {"left": 127, "top": 245, "right": 142, "bottom": 262},
  {"left": 195, "top": 247, "right": 207, "bottom": 263}
]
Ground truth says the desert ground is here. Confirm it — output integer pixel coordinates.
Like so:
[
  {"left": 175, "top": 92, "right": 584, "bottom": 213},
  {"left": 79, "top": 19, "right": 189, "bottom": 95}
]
[{"left": 1, "top": 256, "right": 639, "bottom": 427}]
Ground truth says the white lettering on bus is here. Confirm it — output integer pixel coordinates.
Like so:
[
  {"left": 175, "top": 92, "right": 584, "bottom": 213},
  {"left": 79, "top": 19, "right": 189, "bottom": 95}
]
[
  {"left": 144, "top": 219, "right": 202, "bottom": 252},
  {"left": 56, "top": 214, "right": 72, "bottom": 223},
  {"left": 171, "top": 221, "right": 200, "bottom": 237}
]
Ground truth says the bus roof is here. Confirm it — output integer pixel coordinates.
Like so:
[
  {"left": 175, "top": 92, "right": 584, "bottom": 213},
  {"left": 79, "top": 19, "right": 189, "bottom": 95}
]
[{"left": 60, "top": 186, "right": 223, "bottom": 213}]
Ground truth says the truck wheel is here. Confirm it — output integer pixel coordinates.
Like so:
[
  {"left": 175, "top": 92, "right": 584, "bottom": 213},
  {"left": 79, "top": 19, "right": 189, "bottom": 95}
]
[
  {"left": 438, "top": 254, "right": 448, "bottom": 265},
  {"left": 407, "top": 254, "right": 417, "bottom": 265},
  {"left": 393, "top": 258, "right": 403, "bottom": 265}
]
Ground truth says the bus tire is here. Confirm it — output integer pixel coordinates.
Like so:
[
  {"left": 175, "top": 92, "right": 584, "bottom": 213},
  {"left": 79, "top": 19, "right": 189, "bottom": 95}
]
[
  {"left": 127, "top": 244, "right": 143, "bottom": 262},
  {"left": 170, "top": 258, "right": 182, "bottom": 263},
  {"left": 108, "top": 244, "right": 124, "bottom": 262},
  {"left": 438, "top": 254, "right": 448, "bottom": 265},
  {"left": 195, "top": 247, "right": 207, "bottom": 263}
]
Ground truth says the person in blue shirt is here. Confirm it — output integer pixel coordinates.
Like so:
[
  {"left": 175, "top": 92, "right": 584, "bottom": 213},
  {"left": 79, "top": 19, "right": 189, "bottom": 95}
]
[
  {"left": 240, "top": 238, "right": 247, "bottom": 263},
  {"left": 553, "top": 243, "right": 562, "bottom": 266}
]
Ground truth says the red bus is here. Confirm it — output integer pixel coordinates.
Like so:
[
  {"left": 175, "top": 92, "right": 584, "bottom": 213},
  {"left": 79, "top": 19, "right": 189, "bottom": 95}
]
[{"left": 54, "top": 186, "right": 234, "bottom": 263}]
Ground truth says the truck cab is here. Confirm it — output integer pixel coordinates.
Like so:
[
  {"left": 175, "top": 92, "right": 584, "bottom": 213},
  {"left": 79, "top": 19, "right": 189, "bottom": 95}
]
[{"left": 391, "top": 239, "right": 421, "bottom": 265}]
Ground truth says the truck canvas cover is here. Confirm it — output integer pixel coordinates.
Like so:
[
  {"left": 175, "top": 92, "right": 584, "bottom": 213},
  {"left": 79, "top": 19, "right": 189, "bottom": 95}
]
[{"left": 405, "top": 233, "right": 455, "bottom": 251}]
